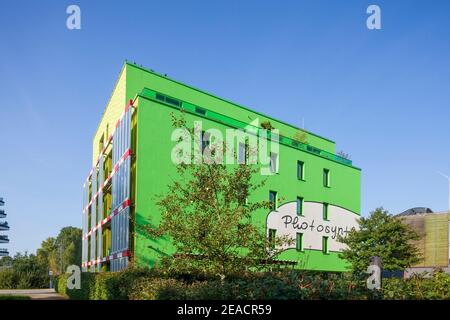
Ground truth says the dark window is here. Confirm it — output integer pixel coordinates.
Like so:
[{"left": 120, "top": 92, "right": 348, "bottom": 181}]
[
  {"left": 297, "top": 161, "right": 304, "bottom": 180},
  {"left": 155, "top": 93, "right": 165, "bottom": 102},
  {"left": 195, "top": 107, "right": 206, "bottom": 116},
  {"left": 296, "top": 197, "right": 303, "bottom": 216},
  {"left": 269, "top": 191, "right": 277, "bottom": 211},
  {"left": 323, "top": 203, "right": 329, "bottom": 220},
  {"left": 296, "top": 233, "right": 303, "bottom": 251},
  {"left": 201, "top": 131, "right": 210, "bottom": 153},
  {"left": 322, "top": 236, "right": 329, "bottom": 254},
  {"left": 269, "top": 229, "right": 277, "bottom": 248},
  {"left": 165, "top": 96, "right": 181, "bottom": 107},
  {"left": 323, "top": 169, "right": 330, "bottom": 187}
]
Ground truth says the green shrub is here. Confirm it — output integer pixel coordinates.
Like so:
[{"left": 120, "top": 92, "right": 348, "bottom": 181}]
[
  {"left": 54, "top": 268, "right": 450, "bottom": 300},
  {"left": 129, "top": 277, "right": 188, "bottom": 300},
  {"left": 55, "top": 272, "right": 96, "bottom": 300},
  {"left": 0, "top": 269, "right": 16, "bottom": 289},
  {"left": 383, "top": 271, "right": 450, "bottom": 300}
]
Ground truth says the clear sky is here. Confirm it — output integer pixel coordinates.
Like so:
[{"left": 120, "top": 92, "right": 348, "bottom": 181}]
[{"left": 0, "top": 0, "right": 449, "bottom": 255}]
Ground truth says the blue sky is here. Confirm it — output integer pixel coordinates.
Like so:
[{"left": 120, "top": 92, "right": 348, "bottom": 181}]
[{"left": 0, "top": 0, "right": 449, "bottom": 255}]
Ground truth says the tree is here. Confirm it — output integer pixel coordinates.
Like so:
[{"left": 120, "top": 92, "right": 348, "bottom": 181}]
[
  {"left": 54, "top": 227, "right": 82, "bottom": 274},
  {"left": 140, "top": 113, "right": 291, "bottom": 279},
  {"left": 338, "top": 207, "right": 421, "bottom": 274},
  {"left": 36, "top": 237, "right": 57, "bottom": 274}
]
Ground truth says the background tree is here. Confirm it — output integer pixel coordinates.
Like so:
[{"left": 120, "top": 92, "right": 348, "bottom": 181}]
[
  {"left": 0, "top": 226, "right": 81, "bottom": 289},
  {"left": 338, "top": 207, "right": 421, "bottom": 274},
  {"left": 140, "top": 113, "right": 292, "bottom": 279},
  {"left": 54, "top": 227, "right": 82, "bottom": 274},
  {"left": 36, "top": 237, "right": 57, "bottom": 274}
]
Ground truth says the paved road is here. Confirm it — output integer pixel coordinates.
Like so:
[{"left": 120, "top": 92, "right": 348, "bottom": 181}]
[{"left": 0, "top": 289, "right": 66, "bottom": 300}]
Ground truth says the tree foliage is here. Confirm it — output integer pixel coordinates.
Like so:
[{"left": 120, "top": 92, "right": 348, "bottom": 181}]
[
  {"left": 338, "top": 207, "right": 421, "bottom": 274},
  {"left": 0, "top": 226, "right": 82, "bottom": 289}
]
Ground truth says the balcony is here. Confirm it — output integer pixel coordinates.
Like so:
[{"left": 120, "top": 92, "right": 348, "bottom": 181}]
[
  {"left": 0, "top": 222, "right": 9, "bottom": 231},
  {"left": 0, "top": 235, "right": 9, "bottom": 243},
  {"left": 0, "top": 248, "right": 8, "bottom": 256},
  {"left": 0, "top": 198, "right": 4, "bottom": 206},
  {"left": 0, "top": 210, "right": 5, "bottom": 218}
]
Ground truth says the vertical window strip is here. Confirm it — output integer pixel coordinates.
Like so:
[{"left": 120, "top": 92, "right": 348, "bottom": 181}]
[{"left": 296, "top": 233, "right": 303, "bottom": 251}]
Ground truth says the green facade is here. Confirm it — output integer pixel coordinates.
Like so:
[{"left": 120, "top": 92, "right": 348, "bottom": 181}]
[{"left": 94, "top": 62, "right": 361, "bottom": 272}]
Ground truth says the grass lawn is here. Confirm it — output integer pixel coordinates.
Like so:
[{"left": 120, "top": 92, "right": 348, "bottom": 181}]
[{"left": 0, "top": 295, "right": 31, "bottom": 300}]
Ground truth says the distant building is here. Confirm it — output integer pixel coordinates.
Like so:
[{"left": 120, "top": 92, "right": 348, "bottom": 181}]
[
  {"left": 398, "top": 208, "right": 450, "bottom": 274},
  {"left": 0, "top": 197, "right": 9, "bottom": 257}
]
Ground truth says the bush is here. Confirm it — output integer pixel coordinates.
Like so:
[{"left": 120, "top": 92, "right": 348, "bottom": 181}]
[
  {"left": 383, "top": 271, "right": 450, "bottom": 300},
  {"left": 54, "top": 268, "right": 450, "bottom": 300},
  {"left": 55, "top": 272, "right": 96, "bottom": 300},
  {"left": 127, "top": 271, "right": 376, "bottom": 300},
  {"left": 0, "top": 269, "right": 16, "bottom": 289},
  {"left": 129, "top": 278, "right": 188, "bottom": 300}
]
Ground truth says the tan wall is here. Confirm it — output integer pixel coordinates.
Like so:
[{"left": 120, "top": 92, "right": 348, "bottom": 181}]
[
  {"left": 400, "top": 213, "right": 450, "bottom": 268},
  {"left": 424, "top": 213, "right": 449, "bottom": 267}
]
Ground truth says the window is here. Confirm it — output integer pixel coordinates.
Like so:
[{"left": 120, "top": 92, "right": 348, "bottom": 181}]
[
  {"left": 270, "top": 152, "right": 278, "bottom": 173},
  {"left": 195, "top": 107, "right": 206, "bottom": 116},
  {"left": 297, "top": 161, "right": 305, "bottom": 180},
  {"left": 238, "top": 142, "right": 246, "bottom": 164},
  {"left": 165, "top": 96, "right": 181, "bottom": 107},
  {"left": 296, "top": 233, "right": 303, "bottom": 251},
  {"left": 201, "top": 131, "right": 210, "bottom": 153},
  {"left": 268, "top": 229, "right": 277, "bottom": 248},
  {"left": 155, "top": 93, "right": 181, "bottom": 108},
  {"left": 269, "top": 191, "right": 277, "bottom": 211},
  {"left": 322, "top": 236, "right": 329, "bottom": 254},
  {"left": 296, "top": 197, "right": 304, "bottom": 216},
  {"left": 323, "top": 169, "right": 330, "bottom": 187},
  {"left": 323, "top": 203, "right": 329, "bottom": 220}
]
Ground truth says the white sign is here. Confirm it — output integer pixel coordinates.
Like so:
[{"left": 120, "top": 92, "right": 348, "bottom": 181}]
[{"left": 267, "top": 202, "right": 359, "bottom": 252}]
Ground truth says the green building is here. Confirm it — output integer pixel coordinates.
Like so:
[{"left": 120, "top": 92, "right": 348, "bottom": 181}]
[{"left": 81, "top": 62, "right": 361, "bottom": 272}]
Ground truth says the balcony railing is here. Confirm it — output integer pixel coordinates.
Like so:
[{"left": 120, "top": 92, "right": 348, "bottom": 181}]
[
  {"left": 0, "top": 235, "right": 9, "bottom": 243},
  {"left": 0, "top": 210, "right": 5, "bottom": 218},
  {"left": 0, "top": 248, "right": 8, "bottom": 256},
  {"left": 0, "top": 198, "right": 4, "bottom": 206}
]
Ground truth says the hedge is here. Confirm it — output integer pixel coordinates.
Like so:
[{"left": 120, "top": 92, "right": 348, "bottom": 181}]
[
  {"left": 55, "top": 267, "right": 450, "bottom": 300},
  {"left": 55, "top": 272, "right": 96, "bottom": 300}
]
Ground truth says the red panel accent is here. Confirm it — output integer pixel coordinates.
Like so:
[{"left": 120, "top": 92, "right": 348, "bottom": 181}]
[{"left": 123, "top": 198, "right": 131, "bottom": 208}]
